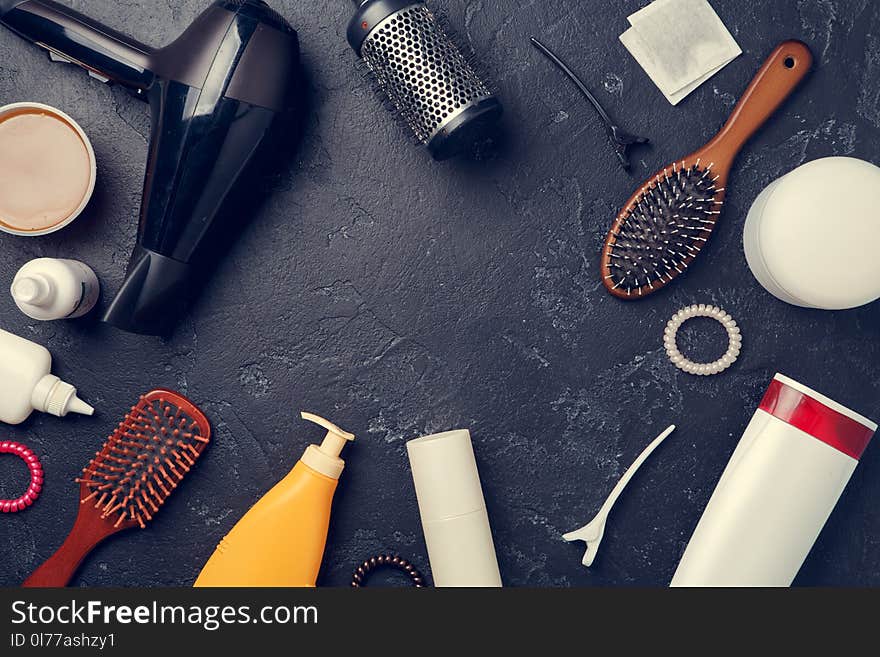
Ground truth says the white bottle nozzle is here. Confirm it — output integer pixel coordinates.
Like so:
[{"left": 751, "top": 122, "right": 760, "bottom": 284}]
[
  {"left": 66, "top": 395, "right": 95, "bottom": 417},
  {"left": 31, "top": 374, "right": 94, "bottom": 418},
  {"left": 11, "top": 275, "right": 54, "bottom": 306},
  {"left": 300, "top": 411, "right": 355, "bottom": 479}
]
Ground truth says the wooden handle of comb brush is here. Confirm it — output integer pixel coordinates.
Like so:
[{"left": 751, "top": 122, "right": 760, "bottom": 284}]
[
  {"left": 700, "top": 41, "right": 813, "bottom": 168},
  {"left": 22, "top": 504, "right": 124, "bottom": 587}
]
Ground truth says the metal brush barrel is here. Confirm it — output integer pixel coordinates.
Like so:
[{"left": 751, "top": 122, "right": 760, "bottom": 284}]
[{"left": 347, "top": 0, "right": 502, "bottom": 160}]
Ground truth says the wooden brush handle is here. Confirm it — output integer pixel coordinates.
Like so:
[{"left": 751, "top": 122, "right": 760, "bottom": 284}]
[
  {"left": 23, "top": 504, "right": 124, "bottom": 587},
  {"left": 701, "top": 41, "right": 813, "bottom": 167}
]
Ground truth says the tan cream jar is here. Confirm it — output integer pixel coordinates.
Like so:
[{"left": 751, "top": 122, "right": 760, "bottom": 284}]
[{"left": 0, "top": 102, "right": 96, "bottom": 236}]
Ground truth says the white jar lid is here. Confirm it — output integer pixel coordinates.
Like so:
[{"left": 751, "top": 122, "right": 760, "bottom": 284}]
[{"left": 749, "top": 157, "right": 880, "bottom": 310}]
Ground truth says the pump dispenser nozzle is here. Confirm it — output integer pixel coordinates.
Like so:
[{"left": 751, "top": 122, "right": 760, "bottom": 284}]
[{"left": 300, "top": 412, "right": 355, "bottom": 480}]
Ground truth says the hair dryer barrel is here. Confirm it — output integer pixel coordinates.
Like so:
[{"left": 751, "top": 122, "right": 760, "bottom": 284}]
[{"left": 0, "top": 0, "right": 155, "bottom": 90}]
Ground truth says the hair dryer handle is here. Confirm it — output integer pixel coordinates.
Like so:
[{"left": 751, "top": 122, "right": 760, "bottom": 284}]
[{"left": 0, "top": 0, "right": 155, "bottom": 92}]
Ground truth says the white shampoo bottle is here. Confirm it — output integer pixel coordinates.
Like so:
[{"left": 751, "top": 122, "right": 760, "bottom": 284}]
[
  {"left": 671, "top": 373, "right": 876, "bottom": 587},
  {"left": 11, "top": 258, "right": 100, "bottom": 320},
  {"left": 0, "top": 328, "right": 94, "bottom": 424}
]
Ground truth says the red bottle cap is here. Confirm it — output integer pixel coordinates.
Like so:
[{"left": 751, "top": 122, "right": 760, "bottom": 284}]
[{"left": 759, "top": 374, "right": 877, "bottom": 460}]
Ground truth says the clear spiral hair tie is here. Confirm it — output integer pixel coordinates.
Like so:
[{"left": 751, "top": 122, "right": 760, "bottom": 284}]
[{"left": 664, "top": 304, "right": 741, "bottom": 376}]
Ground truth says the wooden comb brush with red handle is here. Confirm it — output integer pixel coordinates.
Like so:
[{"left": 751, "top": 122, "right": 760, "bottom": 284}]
[{"left": 23, "top": 389, "right": 211, "bottom": 587}]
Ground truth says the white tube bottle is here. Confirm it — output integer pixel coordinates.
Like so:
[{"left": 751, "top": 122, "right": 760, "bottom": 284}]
[
  {"left": 0, "top": 328, "right": 94, "bottom": 425},
  {"left": 11, "top": 258, "right": 100, "bottom": 320},
  {"left": 407, "top": 430, "right": 502, "bottom": 587},
  {"left": 671, "top": 373, "right": 876, "bottom": 587}
]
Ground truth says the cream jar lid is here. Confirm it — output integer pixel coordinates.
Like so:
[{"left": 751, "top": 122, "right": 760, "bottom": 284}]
[
  {"left": 751, "top": 157, "right": 880, "bottom": 310},
  {"left": 0, "top": 102, "right": 97, "bottom": 237}
]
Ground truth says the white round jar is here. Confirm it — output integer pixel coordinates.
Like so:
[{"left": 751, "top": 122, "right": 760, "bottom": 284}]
[{"left": 743, "top": 157, "right": 880, "bottom": 309}]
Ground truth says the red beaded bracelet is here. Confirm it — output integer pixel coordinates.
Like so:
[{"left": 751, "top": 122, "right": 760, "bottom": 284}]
[{"left": 0, "top": 440, "right": 43, "bottom": 513}]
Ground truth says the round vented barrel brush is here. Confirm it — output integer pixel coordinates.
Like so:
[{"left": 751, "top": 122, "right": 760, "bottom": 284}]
[{"left": 346, "top": 0, "right": 503, "bottom": 160}]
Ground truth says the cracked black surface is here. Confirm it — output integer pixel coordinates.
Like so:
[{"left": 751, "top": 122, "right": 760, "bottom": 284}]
[{"left": 1, "top": 0, "right": 880, "bottom": 587}]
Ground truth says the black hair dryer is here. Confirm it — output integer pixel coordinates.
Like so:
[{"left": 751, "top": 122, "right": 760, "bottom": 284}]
[{"left": 0, "top": 0, "right": 305, "bottom": 335}]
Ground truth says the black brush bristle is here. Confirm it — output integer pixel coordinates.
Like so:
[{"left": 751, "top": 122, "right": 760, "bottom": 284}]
[{"left": 605, "top": 160, "right": 724, "bottom": 296}]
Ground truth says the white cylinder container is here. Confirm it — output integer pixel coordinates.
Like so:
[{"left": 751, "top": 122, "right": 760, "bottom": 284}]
[
  {"left": 407, "top": 430, "right": 502, "bottom": 587},
  {"left": 11, "top": 258, "right": 100, "bottom": 320},
  {"left": 671, "top": 373, "right": 876, "bottom": 587},
  {"left": 743, "top": 157, "right": 880, "bottom": 309}
]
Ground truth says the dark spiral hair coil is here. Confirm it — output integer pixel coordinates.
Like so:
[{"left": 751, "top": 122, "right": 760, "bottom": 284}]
[{"left": 351, "top": 554, "right": 427, "bottom": 588}]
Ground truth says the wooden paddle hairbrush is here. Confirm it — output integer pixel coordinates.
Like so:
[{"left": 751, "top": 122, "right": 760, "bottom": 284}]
[
  {"left": 601, "top": 40, "right": 813, "bottom": 299},
  {"left": 23, "top": 390, "right": 210, "bottom": 587}
]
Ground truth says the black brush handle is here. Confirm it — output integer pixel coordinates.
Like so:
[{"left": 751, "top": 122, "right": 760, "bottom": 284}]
[{"left": 0, "top": 0, "right": 155, "bottom": 91}]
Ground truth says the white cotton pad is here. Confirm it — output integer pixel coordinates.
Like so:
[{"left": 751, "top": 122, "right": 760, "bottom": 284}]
[
  {"left": 620, "top": 27, "right": 730, "bottom": 105},
  {"left": 620, "top": 0, "right": 741, "bottom": 104}
]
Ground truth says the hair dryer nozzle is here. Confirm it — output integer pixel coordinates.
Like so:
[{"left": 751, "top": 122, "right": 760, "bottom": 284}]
[{"left": 101, "top": 248, "right": 192, "bottom": 336}]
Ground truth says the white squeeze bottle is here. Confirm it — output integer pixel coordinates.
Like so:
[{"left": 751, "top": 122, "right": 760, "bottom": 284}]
[
  {"left": 671, "top": 373, "right": 876, "bottom": 587},
  {"left": 0, "top": 328, "right": 94, "bottom": 425},
  {"left": 11, "top": 258, "right": 100, "bottom": 320}
]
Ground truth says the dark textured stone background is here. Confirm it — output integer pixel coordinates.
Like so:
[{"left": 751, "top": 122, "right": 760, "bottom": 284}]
[{"left": 1, "top": 0, "right": 880, "bottom": 587}]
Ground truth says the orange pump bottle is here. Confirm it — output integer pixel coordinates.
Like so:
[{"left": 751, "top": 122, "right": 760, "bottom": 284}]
[{"left": 194, "top": 412, "right": 354, "bottom": 587}]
